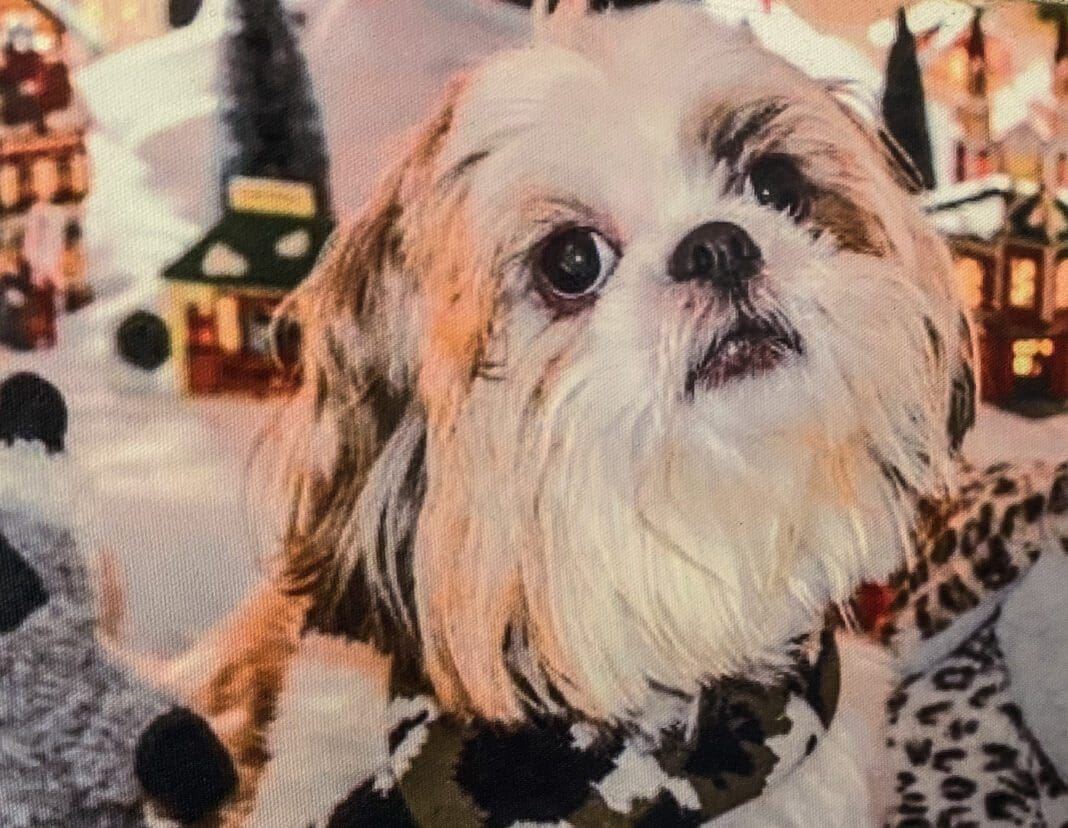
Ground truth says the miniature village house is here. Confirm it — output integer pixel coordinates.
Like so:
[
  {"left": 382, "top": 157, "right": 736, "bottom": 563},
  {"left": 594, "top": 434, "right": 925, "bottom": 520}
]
[
  {"left": 162, "top": 176, "right": 332, "bottom": 396},
  {"left": 926, "top": 12, "right": 1068, "bottom": 405},
  {"left": 0, "top": 0, "right": 89, "bottom": 350}
]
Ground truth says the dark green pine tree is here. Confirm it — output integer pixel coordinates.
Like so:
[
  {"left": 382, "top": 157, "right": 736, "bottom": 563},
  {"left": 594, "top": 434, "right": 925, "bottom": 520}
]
[
  {"left": 1038, "top": 3, "right": 1068, "bottom": 24},
  {"left": 882, "top": 7, "right": 936, "bottom": 190},
  {"left": 219, "top": 0, "right": 331, "bottom": 213}
]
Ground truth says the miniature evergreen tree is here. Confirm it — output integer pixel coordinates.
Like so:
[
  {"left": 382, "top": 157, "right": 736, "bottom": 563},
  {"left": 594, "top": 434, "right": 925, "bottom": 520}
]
[
  {"left": 219, "top": 0, "right": 331, "bottom": 213},
  {"left": 882, "top": 7, "right": 936, "bottom": 190},
  {"left": 1038, "top": 3, "right": 1068, "bottom": 24}
]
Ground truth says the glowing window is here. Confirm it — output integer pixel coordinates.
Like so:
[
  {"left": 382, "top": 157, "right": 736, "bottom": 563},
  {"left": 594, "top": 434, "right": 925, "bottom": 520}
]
[
  {"left": 957, "top": 257, "right": 984, "bottom": 309},
  {"left": 948, "top": 48, "right": 968, "bottom": 86},
  {"left": 1057, "top": 259, "right": 1068, "bottom": 310},
  {"left": 1012, "top": 338, "right": 1054, "bottom": 378},
  {"left": 976, "top": 149, "right": 993, "bottom": 177},
  {"left": 83, "top": 0, "right": 103, "bottom": 26},
  {"left": 1009, "top": 257, "right": 1038, "bottom": 308}
]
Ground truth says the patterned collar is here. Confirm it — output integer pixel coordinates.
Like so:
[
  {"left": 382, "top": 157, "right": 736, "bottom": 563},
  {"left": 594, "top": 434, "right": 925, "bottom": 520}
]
[{"left": 347, "top": 630, "right": 840, "bottom": 826}]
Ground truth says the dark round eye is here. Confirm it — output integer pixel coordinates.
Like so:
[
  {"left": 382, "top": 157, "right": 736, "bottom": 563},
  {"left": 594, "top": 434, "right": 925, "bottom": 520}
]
[
  {"left": 749, "top": 155, "right": 810, "bottom": 219},
  {"left": 534, "top": 227, "right": 618, "bottom": 302}
]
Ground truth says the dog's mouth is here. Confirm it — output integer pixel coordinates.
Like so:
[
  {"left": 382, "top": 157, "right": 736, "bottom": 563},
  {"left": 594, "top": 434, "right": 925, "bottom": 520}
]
[{"left": 685, "top": 314, "right": 804, "bottom": 397}]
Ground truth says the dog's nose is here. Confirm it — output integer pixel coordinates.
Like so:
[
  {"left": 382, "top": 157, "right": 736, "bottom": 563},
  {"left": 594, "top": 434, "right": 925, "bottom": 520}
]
[{"left": 668, "top": 221, "right": 763, "bottom": 289}]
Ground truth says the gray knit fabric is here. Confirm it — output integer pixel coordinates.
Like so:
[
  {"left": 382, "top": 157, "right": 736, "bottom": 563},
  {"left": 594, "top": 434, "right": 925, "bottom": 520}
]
[{"left": 0, "top": 504, "right": 172, "bottom": 826}]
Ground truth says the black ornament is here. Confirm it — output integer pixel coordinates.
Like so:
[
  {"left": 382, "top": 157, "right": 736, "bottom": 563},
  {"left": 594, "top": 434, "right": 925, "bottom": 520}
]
[
  {"left": 0, "top": 372, "right": 67, "bottom": 453},
  {"left": 116, "top": 311, "right": 171, "bottom": 372},
  {"left": 134, "top": 707, "right": 238, "bottom": 823}
]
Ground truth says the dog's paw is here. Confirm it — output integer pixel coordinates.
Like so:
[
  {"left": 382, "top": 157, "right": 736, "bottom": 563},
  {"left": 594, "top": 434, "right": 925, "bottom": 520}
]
[{"left": 135, "top": 707, "right": 239, "bottom": 824}]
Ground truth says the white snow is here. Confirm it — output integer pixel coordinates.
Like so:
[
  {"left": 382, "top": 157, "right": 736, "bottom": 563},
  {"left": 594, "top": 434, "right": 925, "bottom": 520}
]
[
  {"left": 868, "top": 0, "right": 975, "bottom": 56},
  {"left": 706, "top": 0, "right": 882, "bottom": 96},
  {"left": 924, "top": 172, "right": 1014, "bottom": 205},
  {"left": 992, "top": 58, "right": 1053, "bottom": 138},
  {"left": 927, "top": 194, "right": 1007, "bottom": 241},
  {"left": 202, "top": 243, "right": 248, "bottom": 278},
  {"left": 923, "top": 174, "right": 1018, "bottom": 241}
]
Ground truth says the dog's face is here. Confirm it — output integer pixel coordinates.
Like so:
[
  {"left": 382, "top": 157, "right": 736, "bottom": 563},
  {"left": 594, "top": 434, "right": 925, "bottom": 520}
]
[{"left": 275, "top": 2, "right": 972, "bottom": 724}]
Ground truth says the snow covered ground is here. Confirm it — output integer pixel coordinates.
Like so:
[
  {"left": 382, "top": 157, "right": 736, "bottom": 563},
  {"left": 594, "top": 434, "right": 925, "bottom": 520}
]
[{"left": 0, "top": 0, "right": 1064, "bottom": 665}]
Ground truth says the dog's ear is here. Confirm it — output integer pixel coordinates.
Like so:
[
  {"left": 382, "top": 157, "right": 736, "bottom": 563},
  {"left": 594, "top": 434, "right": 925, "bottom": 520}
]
[
  {"left": 824, "top": 79, "right": 975, "bottom": 454},
  {"left": 262, "top": 92, "right": 465, "bottom": 696}
]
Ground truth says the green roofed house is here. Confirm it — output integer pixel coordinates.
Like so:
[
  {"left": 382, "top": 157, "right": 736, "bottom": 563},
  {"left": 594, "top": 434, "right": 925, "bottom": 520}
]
[{"left": 162, "top": 176, "right": 333, "bottom": 396}]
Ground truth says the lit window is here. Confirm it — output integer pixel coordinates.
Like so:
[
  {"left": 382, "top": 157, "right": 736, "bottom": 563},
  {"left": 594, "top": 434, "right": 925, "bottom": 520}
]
[
  {"left": 976, "top": 149, "right": 993, "bottom": 177},
  {"left": 1009, "top": 257, "right": 1038, "bottom": 308},
  {"left": 949, "top": 48, "right": 968, "bottom": 86},
  {"left": 1012, "top": 338, "right": 1054, "bottom": 377},
  {"left": 83, "top": 0, "right": 103, "bottom": 26},
  {"left": 1057, "top": 259, "right": 1068, "bottom": 310},
  {"left": 957, "top": 257, "right": 984, "bottom": 309}
]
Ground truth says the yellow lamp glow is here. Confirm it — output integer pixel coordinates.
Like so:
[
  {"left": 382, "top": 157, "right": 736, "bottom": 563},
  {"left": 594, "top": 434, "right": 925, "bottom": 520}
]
[
  {"left": 957, "top": 257, "right": 984, "bottom": 309},
  {"left": 1012, "top": 338, "right": 1054, "bottom": 377},
  {"left": 1009, "top": 258, "right": 1037, "bottom": 308}
]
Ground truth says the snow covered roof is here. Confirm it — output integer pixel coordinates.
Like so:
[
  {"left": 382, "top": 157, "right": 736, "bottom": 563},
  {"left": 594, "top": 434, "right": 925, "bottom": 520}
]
[
  {"left": 926, "top": 174, "right": 1068, "bottom": 244},
  {"left": 162, "top": 210, "right": 333, "bottom": 291},
  {"left": 927, "top": 189, "right": 1008, "bottom": 242}
]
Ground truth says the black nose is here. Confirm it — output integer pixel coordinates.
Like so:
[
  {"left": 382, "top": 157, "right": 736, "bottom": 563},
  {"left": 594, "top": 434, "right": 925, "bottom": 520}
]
[{"left": 668, "top": 221, "right": 763, "bottom": 288}]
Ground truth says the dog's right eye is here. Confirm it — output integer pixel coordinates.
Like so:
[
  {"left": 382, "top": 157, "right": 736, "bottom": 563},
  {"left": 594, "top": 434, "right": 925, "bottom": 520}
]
[{"left": 533, "top": 227, "right": 618, "bottom": 305}]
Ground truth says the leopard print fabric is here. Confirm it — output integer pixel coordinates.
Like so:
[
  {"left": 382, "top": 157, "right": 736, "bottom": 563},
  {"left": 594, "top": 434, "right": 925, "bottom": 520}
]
[
  {"left": 877, "top": 462, "right": 1068, "bottom": 826},
  {"left": 876, "top": 461, "right": 1063, "bottom": 658},
  {"left": 885, "top": 620, "right": 1066, "bottom": 827}
]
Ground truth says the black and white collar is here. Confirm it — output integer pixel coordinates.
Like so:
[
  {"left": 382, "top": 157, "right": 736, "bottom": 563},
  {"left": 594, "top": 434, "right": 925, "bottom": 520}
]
[{"left": 332, "top": 629, "right": 840, "bottom": 826}]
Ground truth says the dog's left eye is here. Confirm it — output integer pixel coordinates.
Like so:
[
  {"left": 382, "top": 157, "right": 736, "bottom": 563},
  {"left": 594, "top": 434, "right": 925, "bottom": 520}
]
[
  {"left": 749, "top": 155, "right": 810, "bottom": 220},
  {"left": 534, "top": 227, "right": 619, "bottom": 303}
]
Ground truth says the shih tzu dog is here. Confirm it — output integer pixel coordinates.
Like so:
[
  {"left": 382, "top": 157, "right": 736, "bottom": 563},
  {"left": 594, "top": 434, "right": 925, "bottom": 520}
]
[{"left": 176, "top": 1, "right": 988, "bottom": 825}]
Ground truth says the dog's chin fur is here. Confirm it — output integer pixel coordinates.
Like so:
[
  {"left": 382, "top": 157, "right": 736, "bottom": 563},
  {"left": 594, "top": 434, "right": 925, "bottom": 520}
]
[{"left": 263, "top": 1, "right": 972, "bottom": 727}]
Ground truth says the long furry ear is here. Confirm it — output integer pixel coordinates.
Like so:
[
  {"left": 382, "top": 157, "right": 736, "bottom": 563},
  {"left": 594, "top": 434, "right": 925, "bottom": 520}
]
[
  {"left": 260, "top": 92, "right": 463, "bottom": 696},
  {"left": 825, "top": 78, "right": 975, "bottom": 454}
]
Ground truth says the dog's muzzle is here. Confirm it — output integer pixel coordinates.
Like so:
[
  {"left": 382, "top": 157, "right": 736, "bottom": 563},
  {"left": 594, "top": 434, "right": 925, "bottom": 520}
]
[{"left": 685, "top": 312, "right": 804, "bottom": 397}]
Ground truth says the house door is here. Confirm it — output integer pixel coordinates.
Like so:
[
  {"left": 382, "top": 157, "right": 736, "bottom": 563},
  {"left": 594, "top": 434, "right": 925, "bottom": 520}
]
[
  {"left": 1012, "top": 338, "right": 1054, "bottom": 400},
  {"left": 187, "top": 305, "right": 217, "bottom": 351}
]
